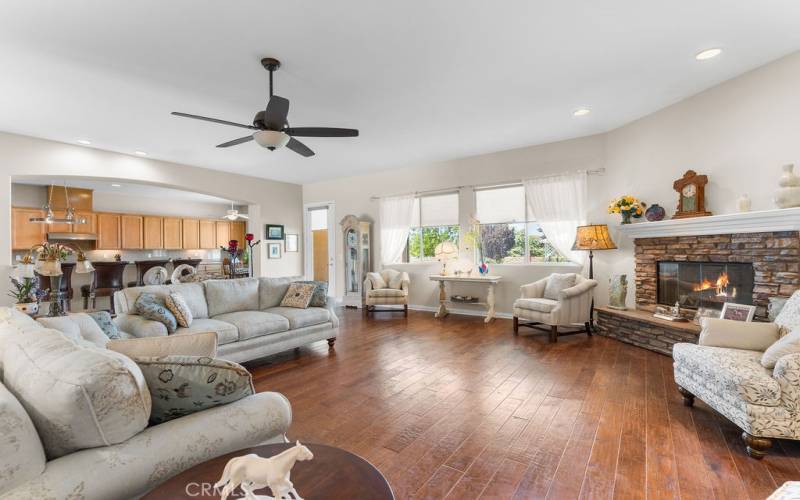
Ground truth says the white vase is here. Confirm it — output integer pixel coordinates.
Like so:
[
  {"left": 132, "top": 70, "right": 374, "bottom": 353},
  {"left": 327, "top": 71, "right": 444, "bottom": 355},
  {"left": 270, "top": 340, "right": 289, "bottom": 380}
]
[
  {"left": 774, "top": 164, "right": 800, "bottom": 208},
  {"left": 737, "top": 194, "right": 751, "bottom": 212}
]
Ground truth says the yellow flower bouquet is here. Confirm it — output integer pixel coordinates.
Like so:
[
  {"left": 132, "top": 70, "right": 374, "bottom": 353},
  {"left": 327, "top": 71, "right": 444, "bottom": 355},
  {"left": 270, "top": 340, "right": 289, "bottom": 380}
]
[{"left": 608, "top": 195, "right": 645, "bottom": 224}]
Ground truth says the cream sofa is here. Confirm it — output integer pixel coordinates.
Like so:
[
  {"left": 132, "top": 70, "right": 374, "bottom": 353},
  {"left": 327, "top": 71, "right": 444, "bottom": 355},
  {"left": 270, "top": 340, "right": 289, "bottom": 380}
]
[
  {"left": 0, "top": 308, "right": 291, "bottom": 499},
  {"left": 673, "top": 291, "right": 800, "bottom": 459},
  {"left": 512, "top": 273, "right": 597, "bottom": 342},
  {"left": 113, "top": 277, "right": 339, "bottom": 363}
]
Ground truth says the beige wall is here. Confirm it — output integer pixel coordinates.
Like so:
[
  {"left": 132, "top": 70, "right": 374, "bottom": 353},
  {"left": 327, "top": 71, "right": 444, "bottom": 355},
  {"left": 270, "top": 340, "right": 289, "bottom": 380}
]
[
  {"left": 304, "top": 133, "right": 606, "bottom": 316},
  {"left": 1, "top": 132, "right": 303, "bottom": 306},
  {"left": 304, "top": 51, "right": 800, "bottom": 315}
]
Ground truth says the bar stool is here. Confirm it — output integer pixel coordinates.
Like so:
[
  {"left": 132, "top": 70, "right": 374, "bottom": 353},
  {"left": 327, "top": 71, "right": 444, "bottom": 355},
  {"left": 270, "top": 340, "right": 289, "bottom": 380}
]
[
  {"left": 36, "top": 262, "right": 75, "bottom": 313},
  {"left": 80, "top": 261, "right": 128, "bottom": 314}
]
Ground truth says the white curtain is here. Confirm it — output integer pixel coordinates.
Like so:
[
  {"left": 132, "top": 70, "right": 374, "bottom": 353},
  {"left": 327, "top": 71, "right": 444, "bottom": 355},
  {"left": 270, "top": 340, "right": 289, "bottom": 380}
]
[
  {"left": 524, "top": 171, "right": 588, "bottom": 266},
  {"left": 379, "top": 193, "right": 416, "bottom": 266}
]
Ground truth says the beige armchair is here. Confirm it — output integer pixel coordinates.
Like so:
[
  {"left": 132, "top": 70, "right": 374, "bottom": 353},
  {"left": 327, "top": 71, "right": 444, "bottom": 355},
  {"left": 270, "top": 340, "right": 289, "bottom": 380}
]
[
  {"left": 364, "top": 269, "right": 410, "bottom": 316},
  {"left": 513, "top": 273, "right": 597, "bottom": 342}
]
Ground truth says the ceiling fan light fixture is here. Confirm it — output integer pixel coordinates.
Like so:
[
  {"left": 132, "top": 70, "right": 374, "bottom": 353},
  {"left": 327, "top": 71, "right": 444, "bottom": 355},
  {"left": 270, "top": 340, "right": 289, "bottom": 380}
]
[{"left": 253, "top": 130, "right": 290, "bottom": 149}]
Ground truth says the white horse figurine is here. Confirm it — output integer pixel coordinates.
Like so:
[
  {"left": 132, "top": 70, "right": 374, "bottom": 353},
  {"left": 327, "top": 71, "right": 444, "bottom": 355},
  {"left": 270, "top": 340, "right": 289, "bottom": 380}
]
[{"left": 215, "top": 441, "right": 314, "bottom": 500}]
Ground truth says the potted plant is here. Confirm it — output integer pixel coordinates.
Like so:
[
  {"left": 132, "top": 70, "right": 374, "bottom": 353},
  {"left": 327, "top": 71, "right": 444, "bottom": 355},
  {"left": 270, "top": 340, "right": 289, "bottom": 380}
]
[
  {"left": 8, "top": 275, "right": 46, "bottom": 316},
  {"left": 608, "top": 195, "right": 645, "bottom": 224}
]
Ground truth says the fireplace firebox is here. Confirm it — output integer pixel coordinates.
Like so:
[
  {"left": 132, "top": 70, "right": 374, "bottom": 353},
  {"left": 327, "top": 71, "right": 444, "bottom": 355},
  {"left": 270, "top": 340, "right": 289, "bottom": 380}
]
[{"left": 657, "top": 261, "right": 754, "bottom": 311}]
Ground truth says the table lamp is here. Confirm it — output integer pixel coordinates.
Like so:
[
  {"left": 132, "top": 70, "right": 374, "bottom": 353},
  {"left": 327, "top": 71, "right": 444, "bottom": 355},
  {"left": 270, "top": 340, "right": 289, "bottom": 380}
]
[
  {"left": 434, "top": 241, "right": 459, "bottom": 276},
  {"left": 572, "top": 224, "right": 617, "bottom": 330}
]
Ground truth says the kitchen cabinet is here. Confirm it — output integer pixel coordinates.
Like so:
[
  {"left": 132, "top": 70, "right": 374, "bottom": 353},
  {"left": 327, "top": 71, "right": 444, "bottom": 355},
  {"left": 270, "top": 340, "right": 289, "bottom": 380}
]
[
  {"left": 182, "top": 218, "right": 200, "bottom": 249},
  {"left": 97, "top": 213, "right": 121, "bottom": 250},
  {"left": 121, "top": 215, "right": 143, "bottom": 249},
  {"left": 199, "top": 220, "right": 216, "bottom": 249},
  {"left": 230, "top": 221, "right": 246, "bottom": 245},
  {"left": 11, "top": 207, "right": 46, "bottom": 250},
  {"left": 216, "top": 221, "right": 230, "bottom": 247},
  {"left": 143, "top": 216, "right": 163, "bottom": 249},
  {"left": 74, "top": 212, "right": 97, "bottom": 234},
  {"left": 163, "top": 217, "right": 182, "bottom": 249}
]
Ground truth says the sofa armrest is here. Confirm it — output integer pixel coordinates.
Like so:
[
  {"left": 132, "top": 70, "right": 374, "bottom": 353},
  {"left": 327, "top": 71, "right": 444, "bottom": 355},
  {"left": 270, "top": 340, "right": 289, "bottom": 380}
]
[
  {"left": 2, "top": 391, "right": 292, "bottom": 500},
  {"left": 363, "top": 277, "right": 374, "bottom": 294},
  {"left": 521, "top": 278, "right": 548, "bottom": 298},
  {"left": 773, "top": 353, "right": 800, "bottom": 412},
  {"left": 400, "top": 272, "right": 411, "bottom": 292},
  {"left": 113, "top": 314, "right": 168, "bottom": 338},
  {"left": 560, "top": 279, "right": 597, "bottom": 299}
]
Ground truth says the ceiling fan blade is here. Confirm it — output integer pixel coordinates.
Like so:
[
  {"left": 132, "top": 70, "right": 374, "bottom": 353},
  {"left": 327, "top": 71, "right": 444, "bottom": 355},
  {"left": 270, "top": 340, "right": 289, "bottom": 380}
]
[
  {"left": 264, "top": 95, "right": 290, "bottom": 130},
  {"left": 285, "top": 127, "right": 359, "bottom": 137},
  {"left": 237, "top": 214, "right": 250, "bottom": 220},
  {"left": 286, "top": 138, "right": 315, "bottom": 157},
  {"left": 216, "top": 136, "right": 254, "bottom": 148},
  {"left": 172, "top": 112, "right": 257, "bottom": 130}
]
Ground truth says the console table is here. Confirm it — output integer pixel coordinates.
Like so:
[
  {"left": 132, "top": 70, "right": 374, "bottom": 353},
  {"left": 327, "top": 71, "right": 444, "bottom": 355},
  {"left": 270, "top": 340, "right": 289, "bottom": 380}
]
[{"left": 429, "top": 275, "right": 502, "bottom": 323}]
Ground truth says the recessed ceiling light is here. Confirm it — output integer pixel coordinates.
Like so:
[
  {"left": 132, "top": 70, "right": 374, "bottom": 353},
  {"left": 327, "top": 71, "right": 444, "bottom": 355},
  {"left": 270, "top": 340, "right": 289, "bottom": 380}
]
[
  {"left": 77, "top": 139, "right": 91, "bottom": 145},
  {"left": 573, "top": 108, "right": 591, "bottom": 117},
  {"left": 695, "top": 48, "right": 722, "bottom": 61},
  {"left": 111, "top": 183, "right": 121, "bottom": 188},
  {"left": 134, "top": 151, "right": 147, "bottom": 156}
]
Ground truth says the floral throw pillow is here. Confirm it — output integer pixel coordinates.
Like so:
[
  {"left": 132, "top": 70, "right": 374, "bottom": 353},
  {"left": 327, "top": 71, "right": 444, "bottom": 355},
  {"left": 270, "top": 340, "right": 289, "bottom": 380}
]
[
  {"left": 280, "top": 283, "right": 317, "bottom": 309},
  {"left": 165, "top": 292, "right": 193, "bottom": 328},
  {"left": 134, "top": 355, "right": 254, "bottom": 424},
  {"left": 135, "top": 292, "right": 178, "bottom": 334},
  {"left": 87, "top": 310, "right": 121, "bottom": 340},
  {"left": 295, "top": 280, "right": 328, "bottom": 307}
]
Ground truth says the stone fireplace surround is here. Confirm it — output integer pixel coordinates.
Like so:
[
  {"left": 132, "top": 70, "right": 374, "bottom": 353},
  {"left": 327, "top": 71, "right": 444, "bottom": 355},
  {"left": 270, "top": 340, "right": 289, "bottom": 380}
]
[
  {"left": 595, "top": 208, "right": 800, "bottom": 355},
  {"left": 634, "top": 231, "right": 799, "bottom": 321}
]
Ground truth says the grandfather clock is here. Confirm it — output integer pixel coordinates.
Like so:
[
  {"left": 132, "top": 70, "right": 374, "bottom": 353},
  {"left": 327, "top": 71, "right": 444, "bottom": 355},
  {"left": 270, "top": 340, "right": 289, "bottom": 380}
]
[{"left": 340, "top": 215, "right": 371, "bottom": 308}]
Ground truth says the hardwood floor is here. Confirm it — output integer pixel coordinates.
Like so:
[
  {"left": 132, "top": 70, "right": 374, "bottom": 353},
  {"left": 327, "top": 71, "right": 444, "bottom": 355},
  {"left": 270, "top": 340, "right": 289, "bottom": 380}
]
[{"left": 247, "top": 309, "right": 800, "bottom": 499}]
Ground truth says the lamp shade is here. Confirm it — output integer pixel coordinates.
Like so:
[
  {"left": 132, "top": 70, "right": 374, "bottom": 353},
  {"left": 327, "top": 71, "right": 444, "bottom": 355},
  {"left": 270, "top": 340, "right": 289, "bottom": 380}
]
[
  {"left": 35, "top": 259, "right": 63, "bottom": 276},
  {"left": 434, "top": 241, "right": 459, "bottom": 261},
  {"left": 15, "top": 262, "right": 35, "bottom": 279},
  {"left": 74, "top": 259, "right": 95, "bottom": 274},
  {"left": 572, "top": 224, "right": 617, "bottom": 251},
  {"left": 253, "top": 130, "right": 290, "bottom": 149}
]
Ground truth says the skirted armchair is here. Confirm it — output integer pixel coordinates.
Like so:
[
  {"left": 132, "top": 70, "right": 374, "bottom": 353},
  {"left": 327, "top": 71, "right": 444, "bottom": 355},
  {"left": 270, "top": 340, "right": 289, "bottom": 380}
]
[
  {"left": 512, "top": 273, "right": 597, "bottom": 342},
  {"left": 364, "top": 269, "right": 410, "bottom": 316},
  {"left": 674, "top": 290, "right": 800, "bottom": 459}
]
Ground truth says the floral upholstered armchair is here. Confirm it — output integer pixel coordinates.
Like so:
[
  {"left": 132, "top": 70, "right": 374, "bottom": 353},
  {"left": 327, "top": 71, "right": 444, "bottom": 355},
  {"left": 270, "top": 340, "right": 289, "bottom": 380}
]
[
  {"left": 512, "top": 273, "right": 597, "bottom": 342},
  {"left": 364, "top": 269, "right": 410, "bottom": 316},
  {"left": 674, "top": 290, "right": 800, "bottom": 459}
]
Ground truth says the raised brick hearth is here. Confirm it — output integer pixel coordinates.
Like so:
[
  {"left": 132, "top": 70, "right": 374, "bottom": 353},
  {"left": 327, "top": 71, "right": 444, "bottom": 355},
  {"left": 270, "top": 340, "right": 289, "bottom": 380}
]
[{"left": 634, "top": 231, "right": 800, "bottom": 321}]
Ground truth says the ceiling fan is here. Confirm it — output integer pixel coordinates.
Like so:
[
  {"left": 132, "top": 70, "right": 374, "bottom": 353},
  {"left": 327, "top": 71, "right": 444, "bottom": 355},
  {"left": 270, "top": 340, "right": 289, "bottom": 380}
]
[
  {"left": 222, "top": 203, "right": 248, "bottom": 221},
  {"left": 171, "top": 58, "right": 358, "bottom": 157}
]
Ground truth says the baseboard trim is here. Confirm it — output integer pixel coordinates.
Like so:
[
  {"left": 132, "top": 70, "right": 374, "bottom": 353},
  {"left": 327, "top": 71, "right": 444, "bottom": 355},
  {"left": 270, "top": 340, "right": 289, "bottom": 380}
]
[{"left": 408, "top": 304, "right": 513, "bottom": 320}]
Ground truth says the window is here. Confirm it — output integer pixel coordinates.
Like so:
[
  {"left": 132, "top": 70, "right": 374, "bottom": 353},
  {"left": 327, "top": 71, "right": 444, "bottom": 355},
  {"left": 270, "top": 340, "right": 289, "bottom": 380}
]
[
  {"left": 406, "top": 192, "right": 459, "bottom": 262},
  {"left": 475, "top": 185, "right": 567, "bottom": 264}
]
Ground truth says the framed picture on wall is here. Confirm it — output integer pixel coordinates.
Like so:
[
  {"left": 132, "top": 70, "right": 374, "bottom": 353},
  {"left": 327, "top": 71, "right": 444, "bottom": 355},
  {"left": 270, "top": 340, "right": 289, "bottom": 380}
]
[
  {"left": 721, "top": 302, "right": 756, "bottom": 322},
  {"left": 268, "top": 242, "right": 282, "bottom": 259},
  {"left": 285, "top": 234, "right": 298, "bottom": 252},
  {"left": 265, "top": 224, "right": 284, "bottom": 240}
]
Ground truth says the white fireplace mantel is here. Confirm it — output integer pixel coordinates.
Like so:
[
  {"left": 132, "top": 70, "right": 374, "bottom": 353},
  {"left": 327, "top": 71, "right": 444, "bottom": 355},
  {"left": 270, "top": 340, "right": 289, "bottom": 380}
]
[{"left": 617, "top": 207, "right": 800, "bottom": 238}]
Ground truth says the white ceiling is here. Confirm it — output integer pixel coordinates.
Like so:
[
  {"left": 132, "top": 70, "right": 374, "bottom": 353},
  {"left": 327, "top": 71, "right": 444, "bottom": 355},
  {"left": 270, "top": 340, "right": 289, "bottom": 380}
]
[{"left": 1, "top": 1, "right": 799, "bottom": 185}]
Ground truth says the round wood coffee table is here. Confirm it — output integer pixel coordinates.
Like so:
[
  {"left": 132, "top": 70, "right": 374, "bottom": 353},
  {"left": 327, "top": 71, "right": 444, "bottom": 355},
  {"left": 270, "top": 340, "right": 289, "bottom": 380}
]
[{"left": 143, "top": 443, "right": 394, "bottom": 499}]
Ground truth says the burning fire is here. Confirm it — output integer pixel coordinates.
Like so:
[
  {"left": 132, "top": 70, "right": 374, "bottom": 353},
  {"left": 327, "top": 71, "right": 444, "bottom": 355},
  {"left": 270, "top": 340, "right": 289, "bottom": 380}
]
[{"left": 693, "top": 272, "right": 736, "bottom": 298}]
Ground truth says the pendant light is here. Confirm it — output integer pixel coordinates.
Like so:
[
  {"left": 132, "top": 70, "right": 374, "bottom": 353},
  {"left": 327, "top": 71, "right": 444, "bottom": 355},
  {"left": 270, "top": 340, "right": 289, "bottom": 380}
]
[{"left": 29, "top": 183, "right": 87, "bottom": 225}]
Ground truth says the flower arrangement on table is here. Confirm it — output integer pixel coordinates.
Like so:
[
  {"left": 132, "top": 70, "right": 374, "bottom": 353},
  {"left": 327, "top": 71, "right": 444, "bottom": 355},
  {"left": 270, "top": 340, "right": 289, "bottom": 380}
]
[
  {"left": 220, "top": 240, "right": 244, "bottom": 278},
  {"left": 8, "top": 275, "right": 47, "bottom": 316},
  {"left": 608, "top": 195, "right": 646, "bottom": 224}
]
